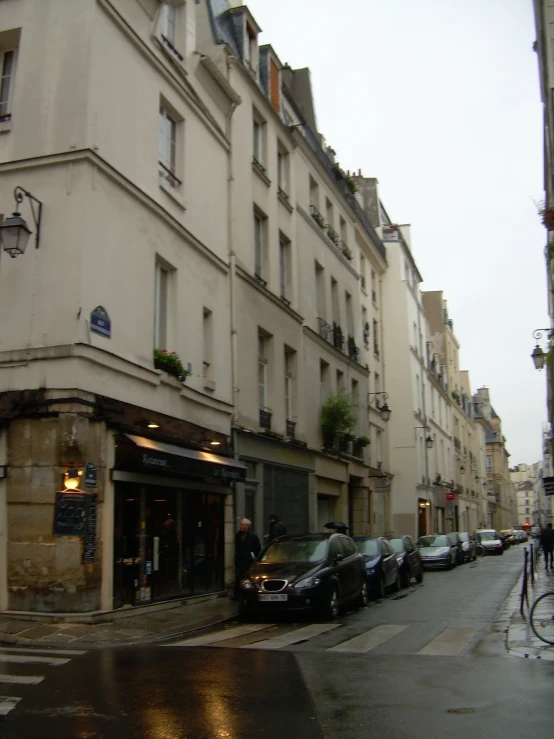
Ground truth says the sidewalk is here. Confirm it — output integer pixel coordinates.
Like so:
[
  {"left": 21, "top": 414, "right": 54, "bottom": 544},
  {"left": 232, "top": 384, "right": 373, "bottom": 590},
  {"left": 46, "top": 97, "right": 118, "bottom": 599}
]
[
  {"left": 503, "top": 557, "right": 554, "bottom": 661},
  {"left": 0, "top": 594, "right": 239, "bottom": 649}
]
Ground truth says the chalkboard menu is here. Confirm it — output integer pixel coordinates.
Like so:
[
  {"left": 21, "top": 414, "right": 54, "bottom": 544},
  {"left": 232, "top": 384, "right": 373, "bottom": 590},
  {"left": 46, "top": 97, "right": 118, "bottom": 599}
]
[{"left": 53, "top": 492, "right": 97, "bottom": 564}]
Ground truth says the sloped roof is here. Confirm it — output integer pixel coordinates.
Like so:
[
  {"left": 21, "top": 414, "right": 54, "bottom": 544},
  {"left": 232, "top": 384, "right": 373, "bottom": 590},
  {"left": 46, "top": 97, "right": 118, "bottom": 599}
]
[{"left": 206, "top": 0, "right": 241, "bottom": 57}]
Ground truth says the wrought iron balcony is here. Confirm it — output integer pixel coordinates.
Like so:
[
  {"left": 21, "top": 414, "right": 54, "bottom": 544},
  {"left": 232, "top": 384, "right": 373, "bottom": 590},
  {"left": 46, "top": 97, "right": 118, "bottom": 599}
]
[
  {"left": 347, "top": 337, "right": 359, "bottom": 362},
  {"left": 352, "top": 440, "right": 365, "bottom": 459},
  {"left": 259, "top": 407, "right": 272, "bottom": 430},
  {"left": 338, "top": 436, "right": 352, "bottom": 454},
  {"left": 327, "top": 225, "right": 339, "bottom": 246},
  {"left": 333, "top": 324, "right": 344, "bottom": 351},
  {"left": 310, "top": 204, "right": 326, "bottom": 229},
  {"left": 317, "top": 318, "right": 332, "bottom": 342},
  {"left": 286, "top": 419, "right": 296, "bottom": 439}
]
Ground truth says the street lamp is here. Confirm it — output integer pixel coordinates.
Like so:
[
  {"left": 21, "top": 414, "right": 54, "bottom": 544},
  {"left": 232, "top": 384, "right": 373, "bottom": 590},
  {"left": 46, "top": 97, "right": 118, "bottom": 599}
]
[
  {"left": 368, "top": 392, "right": 391, "bottom": 422},
  {"left": 0, "top": 186, "right": 43, "bottom": 257},
  {"left": 531, "top": 328, "right": 552, "bottom": 370},
  {"left": 415, "top": 425, "right": 434, "bottom": 449}
]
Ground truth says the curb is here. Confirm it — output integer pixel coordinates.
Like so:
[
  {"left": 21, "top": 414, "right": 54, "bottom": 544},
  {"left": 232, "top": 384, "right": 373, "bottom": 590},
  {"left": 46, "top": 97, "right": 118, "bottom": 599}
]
[{"left": 0, "top": 611, "right": 239, "bottom": 651}]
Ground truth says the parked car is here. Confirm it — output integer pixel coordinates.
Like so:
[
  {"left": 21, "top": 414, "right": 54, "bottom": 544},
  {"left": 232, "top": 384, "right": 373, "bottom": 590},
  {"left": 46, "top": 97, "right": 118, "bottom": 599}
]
[
  {"left": 514, "top": 529, "right": 528, "bottom": 543},
  {"left": 476, "top": 529, "right": 504, "bottom": 555},
  {"left": 353, "top": 537, "right": 400, "bottom": 598},
  {"left": 531, "top": 526, "right": 541, "bottom": 540},
  {"left": 499, "top": 529, "right": 516, "bottom": 549},
  {"left": 416, "top": 534, "right": 457, "bottom": 570},
  {"left": 458, "top": 532, "right": 477, "bottom": 562},
  {"left": 389, "top": 535, "right": 424, "bottom": 586},
  {"left": 238, "top": 533, "right": 368, "bottom": 619},
  {"left": 447, "top": 532, "right": 465, "bottom": 565}
]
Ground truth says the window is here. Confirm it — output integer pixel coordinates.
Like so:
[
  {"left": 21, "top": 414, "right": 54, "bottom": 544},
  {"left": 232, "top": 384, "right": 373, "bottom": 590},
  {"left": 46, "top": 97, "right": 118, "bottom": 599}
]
[
  {"left": 269, "top": 58, "right": 280, "bottom": 113},
  {"left": 325, "top": 198, "right": 334, "bottom": 228},
  {"left": 0, "top": 49, "right": 16, "bottom": 120},
  {"left": 336, "top": 370, "right": 344, "bottom": 393},
  {"left": 244, "top": 23, "right": 258, "bottom": 72},
  {"left": 320, "top": 360, "right": 329, "bottom": 405},
  {"left": 154, "top": 261, "right": 170, "bottom": 349},
  {"left": 202, "top": 307, "right": 213, "bottom": 381},
  {"left": 345, "top": 292, "right": 353, "bottom": 336},
  {"left": 376, "top": 430, "right": 382, "bottom": 465},
  {"left": 284, "top": 348, "right": 295, "bottom": 420},
  {"left": 258, "top": 333, "right": 268, "bottom": 408},
  {"left": 351, "top": 379, "right": 359, "bottom": 427},
  {"left": 360, "top": 255, "right": 366, "bottom": 290},
  {"left": 253, "top": 211, "right": 266, "bottom": 282},
  {"left": 309, "top": 176, "right": 319, "bottom": 208},
  {"left": 371, "top": 270, "right": 377, "bottom": 304},
  {"left": 331, "top": 278, "right": 339, "bottom": 325},
  {"left": 362, "top": 306, "right": 368, "bottom": 346},
  {"left": 253, "top": 111, "right": 265, "bottom": 167},
  {"left": 279, "top": 235, "right": 290, "bottom": 301},
  {"left": 486, "top": 455, "right": 492, "bottom": 474},
  {"left": 339, "top": 216, "right": 347, "bottom": 246},
  {"left": 374, "top": 373, "right": 381, "bottom": 394},
  {"left": 373, "top": 319, "right": 379, "bottom": 355},
  {"left": 277, "top": 143, "right": 289, "bottom": 196},
  {"left": 315, "top": 262, "right": 326, "bottom": 319},
  {"left": 525, "top": 507, "right": 530, "bottom": 514},
  {"left": 158, "top": 106, "right": 180, "bottom": 188},
  {"left": 160, "top": 2, "right": 177, "bottom": 46},
  {"left": 404, "top": 261, "right": 410, "bottom": 281}
]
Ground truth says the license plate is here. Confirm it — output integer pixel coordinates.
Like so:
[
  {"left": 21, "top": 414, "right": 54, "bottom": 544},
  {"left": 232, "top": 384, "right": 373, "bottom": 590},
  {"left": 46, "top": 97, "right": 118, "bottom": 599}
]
[{"left": 258, "top": 594, "right": 288, "bottom": 602}]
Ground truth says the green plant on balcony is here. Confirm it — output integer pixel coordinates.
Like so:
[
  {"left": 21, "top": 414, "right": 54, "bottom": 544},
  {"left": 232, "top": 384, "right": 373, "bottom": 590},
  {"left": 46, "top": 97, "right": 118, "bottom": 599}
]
[
  {"left": 320, "top": 392, "right": 357, "bottom": 448},
  {"left": 451, "top": 390, "right": 461, "bottom": 405},
  {"left": 341, "top": 244, "right": 353, "bottom": 260},
  {"left": 154, "top": 348, "right": 190, "bottom": 382},
  {"left": 344, "top": 173, "right": 358, "bottom": 194},
  {"left": 356, "top": 435, "right": 370, "bottom": 447},
  {"left": 534, "top": 198, "right": 554, "bottom": 231}
]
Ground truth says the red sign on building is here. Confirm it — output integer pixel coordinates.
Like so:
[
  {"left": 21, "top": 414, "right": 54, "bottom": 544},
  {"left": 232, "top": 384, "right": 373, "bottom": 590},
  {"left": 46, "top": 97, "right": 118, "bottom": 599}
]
[{"left": 446, "top": 492, "right": 455, "bottom": 501}]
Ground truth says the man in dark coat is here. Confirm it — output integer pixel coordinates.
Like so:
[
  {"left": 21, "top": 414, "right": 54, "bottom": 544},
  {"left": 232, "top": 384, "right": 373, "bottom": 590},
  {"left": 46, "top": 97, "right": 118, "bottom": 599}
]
[
  {"left": 541, "top": 522, "right": 554, "bottom": 569},
  {"left": 233, "top": 518, "right": 261, "bottom": 599},
  {"left": 266, "top": 513, "right": 287, "bottom": 544}
]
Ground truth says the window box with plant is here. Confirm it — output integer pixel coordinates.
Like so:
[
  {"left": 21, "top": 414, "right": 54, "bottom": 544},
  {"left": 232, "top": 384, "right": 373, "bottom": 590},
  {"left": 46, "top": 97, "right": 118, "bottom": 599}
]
[
  {"left": 310, "top": 204, "right": 326, "bottom": 230},
  {"left": 333, "top": 323, "right": 344, "bottom": 351},
  {"left": 451, "top": 390, "right": 461, "bottom": 405},
  {"left": 320, "top": 392, "right": 357, "bottom": 451},
  {"left": 154, "top": 348, "right": 190, "bottom": 382},
  {"left": 536, "top": 199, "right": 554, "bottom": 231}
]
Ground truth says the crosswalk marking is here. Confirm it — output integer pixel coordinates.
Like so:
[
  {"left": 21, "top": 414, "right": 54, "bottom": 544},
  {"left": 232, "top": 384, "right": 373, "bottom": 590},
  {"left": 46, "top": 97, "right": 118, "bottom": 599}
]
[
  {"left": 0, "top": 647, "right": 86, "bottom": 657},
  {"left": 0, "top": 653, "right": 70, "bottom": 667},
  {"left": 241, "top": 623, "right": 340, "bottom": 650},
  {"left": 329, "top": 624, "right": 409, "bottom": 653},
  {"left": 0, "top": 674, "right": 44, "bottom": 685},
  {"left": 0, "top": 696, "right": 22, "bottom": 716},
  {"left": 168, "top": 623, "right": 275, "bottom": 647},
  {"left": 417, "top": 627, "right": 477, "bottom": 656}
]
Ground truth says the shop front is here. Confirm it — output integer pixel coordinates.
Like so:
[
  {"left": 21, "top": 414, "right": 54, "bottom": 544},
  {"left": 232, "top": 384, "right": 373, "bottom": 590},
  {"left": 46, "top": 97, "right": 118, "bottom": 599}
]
[{"left": 112, "top": 434, "right": 246, "bottom": 608}]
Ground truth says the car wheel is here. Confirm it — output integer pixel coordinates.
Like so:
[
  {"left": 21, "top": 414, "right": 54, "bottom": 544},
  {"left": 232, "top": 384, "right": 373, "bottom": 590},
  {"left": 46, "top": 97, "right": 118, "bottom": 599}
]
[
  {"left": 327, "top": 586, "right": 340, "bottom": 619},
  {"left": 359, "top": 580, "right": 369, "bottom": 608},
  {"left": 499, "top": 549, "right": 503, "bottom": 555},
  {"left": 447, "top": 557, "right": 453, "bottom": 570},
  {"left": 392, "top": 572, "right": 401, "bottom": 592},
  {"left": 415, "top": 568, "right": 424, "bottom": 584}
]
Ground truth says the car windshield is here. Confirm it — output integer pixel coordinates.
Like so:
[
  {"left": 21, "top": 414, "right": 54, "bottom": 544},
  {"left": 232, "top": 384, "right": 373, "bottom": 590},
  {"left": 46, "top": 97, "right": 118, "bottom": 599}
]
[
  {"left": 458, "top": 533, "right": 469, "bottom": 542},
  {"left": 389, "top": 538, "right": 404, "bottom": 553},
  {"left": 260, "top": 539, "right": 328, "bottom": 563},
  {"left": 418, "top": 535, "right": 448, "bottom": 547},
  {"left": 479, "top": 532, "right": 498, "bottom": 541},
  {"left": 355, "top": 539, "right": 379, "bottom": 557}
]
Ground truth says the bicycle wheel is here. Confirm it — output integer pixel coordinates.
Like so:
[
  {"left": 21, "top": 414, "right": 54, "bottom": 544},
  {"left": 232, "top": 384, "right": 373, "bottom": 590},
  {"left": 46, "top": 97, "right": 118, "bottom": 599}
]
[{"left": 529, "top": 591, "right": 554, "bottom": 645}]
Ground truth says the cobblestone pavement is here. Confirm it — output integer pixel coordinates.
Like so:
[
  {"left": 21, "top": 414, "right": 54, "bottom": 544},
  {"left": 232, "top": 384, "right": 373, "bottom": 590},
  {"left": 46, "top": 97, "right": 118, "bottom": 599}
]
[{"left": 0, "top": 595, "right": 238, "bottom": 648}]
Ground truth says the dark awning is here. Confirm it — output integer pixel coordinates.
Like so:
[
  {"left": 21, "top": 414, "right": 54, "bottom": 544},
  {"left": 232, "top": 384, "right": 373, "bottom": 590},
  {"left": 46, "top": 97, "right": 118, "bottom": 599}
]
[{"left": 122, "top": 434, "right": 246, "bottom": 482}]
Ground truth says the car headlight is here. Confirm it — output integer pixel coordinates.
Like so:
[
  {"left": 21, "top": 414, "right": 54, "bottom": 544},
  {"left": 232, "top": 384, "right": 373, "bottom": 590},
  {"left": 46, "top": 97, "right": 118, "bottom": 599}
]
[
  {"left": 295, "top": 577, "right": 321, "bottom": 589},
  {"left": 240, "top": 579, "right": 254, "bottom": 590},
  {"left": 367, "top": 568, "right": 376, "bottom": 574}
]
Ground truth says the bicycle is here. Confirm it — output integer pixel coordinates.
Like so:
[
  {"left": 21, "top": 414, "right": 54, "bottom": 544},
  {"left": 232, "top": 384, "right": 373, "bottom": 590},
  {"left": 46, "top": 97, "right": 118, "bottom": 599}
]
[{"left": 529, "top": 590, "right": 554, "bottom": 645}]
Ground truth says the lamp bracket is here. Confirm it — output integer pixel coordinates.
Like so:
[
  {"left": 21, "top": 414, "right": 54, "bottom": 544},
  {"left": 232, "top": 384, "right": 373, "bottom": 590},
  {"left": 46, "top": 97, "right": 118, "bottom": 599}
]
[{"left": 13, "top": 186, "right": 42, "bottom": 249}]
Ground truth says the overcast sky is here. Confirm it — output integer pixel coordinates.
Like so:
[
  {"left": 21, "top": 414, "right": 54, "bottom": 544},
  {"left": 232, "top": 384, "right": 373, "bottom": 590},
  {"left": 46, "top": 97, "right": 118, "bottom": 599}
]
[{"left": 247, "top": 0, "right": 547, "bottom": 465}]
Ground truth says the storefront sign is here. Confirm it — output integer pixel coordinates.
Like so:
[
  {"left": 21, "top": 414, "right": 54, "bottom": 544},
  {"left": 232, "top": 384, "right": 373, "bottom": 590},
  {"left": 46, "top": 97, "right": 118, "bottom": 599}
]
[
  {"left": 85, "top": 462, "right": 97, "bottom": 488},
  {"left": 137, "top": 449, "right": 245, "bottom": 481},
  {"left": 543, "top": 476, "right": 554, "bottom": 496},
  {"left": 445, "top": 492, "right": 455, "bottom": 501},
  {"left": 90, "top": 306, "right": 111, "bottom": 338}
]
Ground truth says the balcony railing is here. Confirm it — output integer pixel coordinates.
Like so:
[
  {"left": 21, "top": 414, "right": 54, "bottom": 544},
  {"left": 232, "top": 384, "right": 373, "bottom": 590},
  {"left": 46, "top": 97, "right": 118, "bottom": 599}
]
[
  {"left": 327, "top": 225, "right": 339, "bottom": 246},
  {"left": 252, "top": 156, "right": 266, "bottom": 173},
  {"left": 158, "top": 161, "right": 182, "bottom": 188},
  {"left": 286, "top": 419, "right": 296, "bottom": 439},
  {"left": 333, "top": 324, "right": 344, "bottom": 351},
  {"left": 259, "top": 407, "right": 272, "bottom": 430},
  {"left": 347, "top": 337, "right": 359, "bottom": 362},
  {"left": 310, "top": 204, "right": 326, "bottom": 229},
  {"left": 352, "top": 440, "right": 365, "bottom": 459},
  {"left": 317, "top": 317, "right": 332, "bottom": 342}
]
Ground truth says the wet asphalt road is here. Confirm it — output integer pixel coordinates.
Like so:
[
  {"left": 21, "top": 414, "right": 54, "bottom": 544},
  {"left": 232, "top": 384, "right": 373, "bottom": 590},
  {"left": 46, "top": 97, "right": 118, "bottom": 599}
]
[{"left": 0, "top": 647, "right": 323, "bottom": 739}]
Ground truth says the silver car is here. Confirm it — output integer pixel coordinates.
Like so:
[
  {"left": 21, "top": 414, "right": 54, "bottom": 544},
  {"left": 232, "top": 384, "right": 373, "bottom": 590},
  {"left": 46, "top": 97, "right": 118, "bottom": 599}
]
[
  {"left": 476, "top": 529, "right": 504, "bottom": 555},
  {"left": 416, "top": 534, "right": 457, "bottom": 570}
]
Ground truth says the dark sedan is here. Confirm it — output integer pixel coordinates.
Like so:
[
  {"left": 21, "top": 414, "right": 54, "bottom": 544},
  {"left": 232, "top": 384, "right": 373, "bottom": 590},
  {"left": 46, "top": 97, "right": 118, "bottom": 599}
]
[
  {"left": 238, "top": 533, "right": 368, "bottom": 619},
  {"left": 353, "top": 537, "right": 400, "bottom": 598},
  {"left": 390, "top": 535, "right": 424, "bottom": 586}
]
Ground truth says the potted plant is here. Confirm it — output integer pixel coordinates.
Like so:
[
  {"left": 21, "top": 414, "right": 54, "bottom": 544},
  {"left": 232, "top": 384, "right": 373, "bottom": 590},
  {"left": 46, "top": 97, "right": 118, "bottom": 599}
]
[
  {"left": 153, "top": 348, "right": 190, "bottom": 382},
  {"left": 451, "top": 390, "right": 461, "bottom": 405},
  {"left": 535, "top": 199, "right": 554, "bottom": 230},
  {"left": 320, "top": 392, "right": 358, "bottom": 449},
  {"left": 356, "top": 435, "right": 370, "bottom": 447},
  {"left": 342, "top": 244, "right": 353, "bottom": 260}
]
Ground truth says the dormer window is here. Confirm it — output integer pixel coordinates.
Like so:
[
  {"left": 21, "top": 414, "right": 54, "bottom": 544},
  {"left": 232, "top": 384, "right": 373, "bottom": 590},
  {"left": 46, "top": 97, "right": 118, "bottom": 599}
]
[
  {"left": 156, "top": 1, "right": 185, "bottom": 65},
  {"left": 244, "top": 22, "right": 258, "bottom": 73},
  {"left": 161, "top": 2, "right": 177, "bottom": 46}
]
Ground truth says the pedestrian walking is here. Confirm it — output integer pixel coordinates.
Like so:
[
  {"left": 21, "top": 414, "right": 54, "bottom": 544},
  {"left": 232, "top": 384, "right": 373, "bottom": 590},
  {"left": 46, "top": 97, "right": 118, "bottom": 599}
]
[
  {"left": 265, "top": 513, "right": 287, "bottom": 544},
  {"left": 232, "top": 518, "right": 261, "bottom": 600},
  {"left": 540, "top": 522, "right": 554, "bottom": 569}
]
